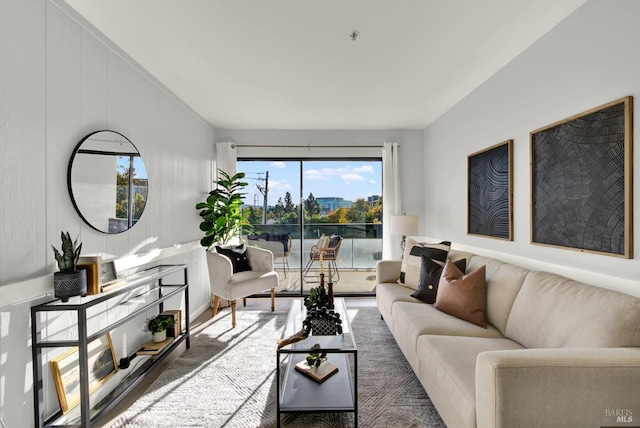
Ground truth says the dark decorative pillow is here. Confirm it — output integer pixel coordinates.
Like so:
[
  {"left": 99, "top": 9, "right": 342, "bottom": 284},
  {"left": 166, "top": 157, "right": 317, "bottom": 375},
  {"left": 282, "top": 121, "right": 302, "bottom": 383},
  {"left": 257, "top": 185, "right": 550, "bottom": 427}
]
[
  {"left": 434, "top": 260, "right": 487, "bottom": 328},
  {"left": 398, "top": 239, "right": 451, "bottom": 290},
  {"left": 215, "top": 243, "right": 251, "bottom": 273},
  {"left": 328, "top": 234, "right": 341, "bottom": 248},
  {"left": 411, "top": 257, "right": 467, "bottom": 304}
]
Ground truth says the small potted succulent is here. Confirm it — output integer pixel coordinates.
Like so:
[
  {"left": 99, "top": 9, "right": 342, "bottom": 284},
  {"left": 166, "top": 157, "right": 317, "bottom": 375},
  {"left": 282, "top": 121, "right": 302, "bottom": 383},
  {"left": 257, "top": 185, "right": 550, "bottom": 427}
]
[
  {"left": 306, "top": 343, "right": 327, "bottom": 368},
  {"left": 51, "top": 231, "right": 87, "bottom": 302},
  {"left": 145, "top": 315, "right": 176, "bottom": 343}
]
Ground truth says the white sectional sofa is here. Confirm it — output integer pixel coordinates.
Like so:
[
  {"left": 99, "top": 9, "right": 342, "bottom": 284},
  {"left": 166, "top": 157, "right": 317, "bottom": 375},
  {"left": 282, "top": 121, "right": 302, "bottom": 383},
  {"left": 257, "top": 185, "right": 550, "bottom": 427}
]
[{"left": 376, "top": 248, "right": 640, "bottom": 428}]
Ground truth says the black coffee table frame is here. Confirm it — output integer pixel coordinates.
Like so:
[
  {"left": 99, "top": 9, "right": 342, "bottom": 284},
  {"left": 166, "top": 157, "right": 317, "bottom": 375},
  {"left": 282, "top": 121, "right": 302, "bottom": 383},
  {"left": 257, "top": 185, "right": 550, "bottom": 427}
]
[{"left": 276, "top": 298, "right": 358, "bottom": 427}]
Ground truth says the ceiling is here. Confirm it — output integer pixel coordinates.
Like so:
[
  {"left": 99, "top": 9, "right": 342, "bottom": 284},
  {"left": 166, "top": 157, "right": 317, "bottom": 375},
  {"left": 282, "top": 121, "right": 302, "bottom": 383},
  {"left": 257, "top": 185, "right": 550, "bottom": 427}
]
[{"left": 62, "top": 0, "right": 587, "bottom": 130}]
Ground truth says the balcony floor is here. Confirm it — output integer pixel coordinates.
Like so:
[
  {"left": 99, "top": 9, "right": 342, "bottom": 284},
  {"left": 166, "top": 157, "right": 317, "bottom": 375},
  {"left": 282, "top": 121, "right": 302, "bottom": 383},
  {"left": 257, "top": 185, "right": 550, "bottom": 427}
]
[{"left": 274, "top": 267, "right": 377, "bottom": 294}]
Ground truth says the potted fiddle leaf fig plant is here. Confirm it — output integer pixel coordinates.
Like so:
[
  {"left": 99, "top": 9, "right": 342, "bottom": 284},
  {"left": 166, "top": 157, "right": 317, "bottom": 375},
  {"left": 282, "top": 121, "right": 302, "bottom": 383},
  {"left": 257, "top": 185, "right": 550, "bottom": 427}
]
[
  {"left": 51, "top": 231, "right": 87, "bottom": 302},
  {"left": 195, "top": 169, "right": 252, "bottom": 249}
]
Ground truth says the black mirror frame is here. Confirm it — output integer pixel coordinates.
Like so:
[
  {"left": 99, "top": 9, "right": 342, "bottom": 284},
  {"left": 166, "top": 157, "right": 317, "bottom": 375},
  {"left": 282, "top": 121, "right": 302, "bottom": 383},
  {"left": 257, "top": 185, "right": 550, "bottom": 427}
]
[{"left": 67, "top": 130, "right": 148, "bottom": 234}]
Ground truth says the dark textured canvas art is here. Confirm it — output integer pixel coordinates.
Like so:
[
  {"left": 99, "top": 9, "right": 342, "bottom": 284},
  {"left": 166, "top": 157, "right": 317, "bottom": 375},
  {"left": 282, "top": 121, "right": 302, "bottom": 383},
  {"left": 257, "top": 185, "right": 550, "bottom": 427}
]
[
  {"left": 530, "top": 97, "right": 633, "bottom": 257},
  {"left": 468, "top": 140, "right": 513, "bottom": 240}
]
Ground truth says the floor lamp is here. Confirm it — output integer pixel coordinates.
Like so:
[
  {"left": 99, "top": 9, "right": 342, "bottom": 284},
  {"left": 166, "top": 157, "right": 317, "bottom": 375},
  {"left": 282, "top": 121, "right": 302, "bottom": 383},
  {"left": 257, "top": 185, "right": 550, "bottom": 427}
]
[{"left": 390, "top": 214, "right": 419, "bottom": 252}]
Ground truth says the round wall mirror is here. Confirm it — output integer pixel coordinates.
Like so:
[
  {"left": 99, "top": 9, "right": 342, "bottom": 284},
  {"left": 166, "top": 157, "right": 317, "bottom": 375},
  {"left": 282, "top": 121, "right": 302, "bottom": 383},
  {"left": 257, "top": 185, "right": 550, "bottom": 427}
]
[{"left": 68, "top": 130, "right": 148, "bottom": 234}]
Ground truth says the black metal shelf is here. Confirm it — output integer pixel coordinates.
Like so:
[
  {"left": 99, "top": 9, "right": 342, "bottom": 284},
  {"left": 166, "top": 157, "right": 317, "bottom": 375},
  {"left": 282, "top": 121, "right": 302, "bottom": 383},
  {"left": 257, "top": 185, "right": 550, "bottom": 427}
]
[{"left": 31, "top": 264, "right": 190, "bottom": 427}]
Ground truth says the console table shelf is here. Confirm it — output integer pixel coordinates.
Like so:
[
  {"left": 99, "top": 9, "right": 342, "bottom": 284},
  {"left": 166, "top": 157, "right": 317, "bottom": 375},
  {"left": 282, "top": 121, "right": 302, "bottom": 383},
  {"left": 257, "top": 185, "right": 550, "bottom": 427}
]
[{"left": 31, "top": 264, "right": 190, "bottom": 428}]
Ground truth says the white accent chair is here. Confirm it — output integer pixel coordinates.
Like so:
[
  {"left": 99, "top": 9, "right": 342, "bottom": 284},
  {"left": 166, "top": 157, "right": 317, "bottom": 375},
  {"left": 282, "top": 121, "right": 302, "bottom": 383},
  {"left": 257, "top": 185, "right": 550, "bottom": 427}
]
[{"left": 206, "top": 246, "right": 278, "bottom": 328}]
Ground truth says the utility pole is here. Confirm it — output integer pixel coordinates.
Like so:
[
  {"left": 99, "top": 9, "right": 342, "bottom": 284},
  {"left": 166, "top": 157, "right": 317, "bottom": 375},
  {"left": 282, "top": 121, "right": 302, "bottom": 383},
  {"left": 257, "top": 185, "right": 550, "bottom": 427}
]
[{"left": 256, "top": 171, "right": 269, "bottom": 224}]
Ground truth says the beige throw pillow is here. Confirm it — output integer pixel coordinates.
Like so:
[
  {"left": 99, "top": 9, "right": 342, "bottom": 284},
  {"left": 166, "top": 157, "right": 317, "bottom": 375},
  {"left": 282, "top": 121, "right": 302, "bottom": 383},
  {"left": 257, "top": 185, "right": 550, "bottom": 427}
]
[
  {"left": 397, "top": 239, "right": 451, "bottom": 290},
  {"left": 434, "top": 260, "right": 487, "bottom": 328}
]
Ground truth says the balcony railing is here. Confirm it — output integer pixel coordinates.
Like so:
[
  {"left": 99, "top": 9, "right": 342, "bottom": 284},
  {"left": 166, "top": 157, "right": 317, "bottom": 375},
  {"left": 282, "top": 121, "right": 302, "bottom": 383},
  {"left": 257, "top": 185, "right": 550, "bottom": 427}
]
[{"left": 247, "top": 223, "right": 382, "bottom": 270}]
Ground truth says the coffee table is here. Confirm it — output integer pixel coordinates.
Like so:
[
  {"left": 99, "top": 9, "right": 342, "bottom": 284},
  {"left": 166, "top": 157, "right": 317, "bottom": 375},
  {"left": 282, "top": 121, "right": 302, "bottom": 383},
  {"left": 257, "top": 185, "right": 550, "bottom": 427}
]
[{"left": 276, "top": 297, "right": 358, "bottom": 427}]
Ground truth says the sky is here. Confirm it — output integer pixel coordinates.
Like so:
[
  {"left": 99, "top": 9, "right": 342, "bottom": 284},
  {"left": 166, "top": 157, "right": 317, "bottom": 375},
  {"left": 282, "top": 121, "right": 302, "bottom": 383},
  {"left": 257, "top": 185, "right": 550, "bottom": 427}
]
[{"left": 237, "top": 160, "right": 382, "bottom": 207}]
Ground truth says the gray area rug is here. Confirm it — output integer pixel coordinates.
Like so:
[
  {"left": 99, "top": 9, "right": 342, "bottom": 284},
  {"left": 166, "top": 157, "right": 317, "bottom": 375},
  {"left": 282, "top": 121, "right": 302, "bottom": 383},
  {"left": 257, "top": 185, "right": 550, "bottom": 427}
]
[{"left": 112, "top": 300, "right": 445, "bottom": 427}]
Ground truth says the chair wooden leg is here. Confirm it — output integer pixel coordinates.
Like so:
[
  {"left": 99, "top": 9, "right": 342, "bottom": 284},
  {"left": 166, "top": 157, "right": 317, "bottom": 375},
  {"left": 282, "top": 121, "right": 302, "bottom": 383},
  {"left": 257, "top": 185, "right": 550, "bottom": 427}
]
[
  {"left": 270, "top": 288, "right": 275, "bottom": 312},
  {"left": 231, "top": 300, "right": 237, "bottom": 328},
  {"left": 212, "top": 295, "right": 221, "bottom": 318},
  {"left": 243, "top": 297, "right": 247, "bottom": 307}
]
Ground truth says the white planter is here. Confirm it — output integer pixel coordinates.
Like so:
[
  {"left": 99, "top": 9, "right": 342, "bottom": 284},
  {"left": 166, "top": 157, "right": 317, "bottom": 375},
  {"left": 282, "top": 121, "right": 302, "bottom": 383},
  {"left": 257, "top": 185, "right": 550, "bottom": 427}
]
[{"left": 152, "top": 330, "right": 167, "bottom": 343}]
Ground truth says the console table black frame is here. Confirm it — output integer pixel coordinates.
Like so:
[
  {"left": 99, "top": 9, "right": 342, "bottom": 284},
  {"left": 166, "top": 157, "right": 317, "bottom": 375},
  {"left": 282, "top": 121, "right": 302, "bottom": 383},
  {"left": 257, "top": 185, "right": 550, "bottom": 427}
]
[{"left": 31, "top": 264, "right": 190, "bottom": 427}]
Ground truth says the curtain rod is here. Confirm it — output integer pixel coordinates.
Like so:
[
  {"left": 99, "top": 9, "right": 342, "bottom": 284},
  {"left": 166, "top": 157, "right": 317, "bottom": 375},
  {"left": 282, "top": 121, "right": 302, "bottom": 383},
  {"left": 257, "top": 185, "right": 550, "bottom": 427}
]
[{"left": 232, "top": 144, "right": 391, "bottom": 149}]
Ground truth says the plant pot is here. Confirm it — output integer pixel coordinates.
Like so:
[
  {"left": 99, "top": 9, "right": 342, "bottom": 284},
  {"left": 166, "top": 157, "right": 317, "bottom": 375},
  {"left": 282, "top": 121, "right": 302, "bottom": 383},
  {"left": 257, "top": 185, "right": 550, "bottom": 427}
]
[
  {"left": 310, "top": 318, "right": 337, "bottom": 336},
  {"left": 54, "top": 270, "right": 87, "bottom": 302},
  {"left": 152, "top": 330, "right": 167, "bottom": 343}
]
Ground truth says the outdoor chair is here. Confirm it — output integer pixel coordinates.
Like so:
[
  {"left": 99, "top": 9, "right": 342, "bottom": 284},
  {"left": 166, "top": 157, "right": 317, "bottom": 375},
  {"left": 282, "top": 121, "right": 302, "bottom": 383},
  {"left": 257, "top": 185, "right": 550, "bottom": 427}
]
[
  {"left": 206, "top": 244, "right": 278, "bottom": 328},
  {"left": 245, "top": 233, "right": 293, "bottom": 278},
  {"left": 303, "top": 234, "right": 342, "bottom": 283}
]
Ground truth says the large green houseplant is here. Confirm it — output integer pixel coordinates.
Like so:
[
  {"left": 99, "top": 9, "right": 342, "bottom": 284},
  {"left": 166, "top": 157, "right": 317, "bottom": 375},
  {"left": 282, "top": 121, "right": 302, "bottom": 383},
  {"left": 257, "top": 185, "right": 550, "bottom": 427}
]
[
  {"left": 51, "top": 231, "right": 87, "bottom": 302},
  {"left": 196, "top": 169, "right": 252, "bottom": 249}
]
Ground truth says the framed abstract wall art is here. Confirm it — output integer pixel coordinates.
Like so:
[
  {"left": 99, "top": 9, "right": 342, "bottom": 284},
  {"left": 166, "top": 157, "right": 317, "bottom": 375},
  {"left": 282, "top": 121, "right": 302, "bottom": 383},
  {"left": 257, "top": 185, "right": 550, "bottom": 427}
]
[
  {"left": 530, "top": 96, "right": 633, "bottom": 258},
  {"left": 468, "top": 140, "right": 513, "bottom": 240}
]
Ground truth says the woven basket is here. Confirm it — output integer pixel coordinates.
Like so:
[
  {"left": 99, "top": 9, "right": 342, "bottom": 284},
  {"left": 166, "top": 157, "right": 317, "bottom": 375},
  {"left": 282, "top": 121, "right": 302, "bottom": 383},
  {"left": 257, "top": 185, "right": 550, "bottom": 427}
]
[{"left": 310, "top": 318, "right": 337, "bottom": 336}]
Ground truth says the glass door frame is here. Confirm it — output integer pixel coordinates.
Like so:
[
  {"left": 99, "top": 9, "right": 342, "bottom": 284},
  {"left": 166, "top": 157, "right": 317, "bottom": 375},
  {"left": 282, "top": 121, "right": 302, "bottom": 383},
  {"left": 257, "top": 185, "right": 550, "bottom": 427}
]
[{"left": 237, "top": 156, "right": 382, "bottom": 298}]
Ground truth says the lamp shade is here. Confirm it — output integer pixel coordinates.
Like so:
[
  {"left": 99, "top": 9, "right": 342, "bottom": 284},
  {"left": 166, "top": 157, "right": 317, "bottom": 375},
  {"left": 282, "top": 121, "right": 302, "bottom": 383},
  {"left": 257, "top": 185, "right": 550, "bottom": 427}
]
[{"left": 390, "top": 215, "right": 419, "bottom": 236}]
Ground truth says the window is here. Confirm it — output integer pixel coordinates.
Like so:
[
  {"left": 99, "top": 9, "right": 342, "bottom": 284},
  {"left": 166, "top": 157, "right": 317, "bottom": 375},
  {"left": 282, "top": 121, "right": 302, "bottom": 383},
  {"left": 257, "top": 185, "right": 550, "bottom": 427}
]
[{"left": 238, "top": 159, "right": 382, "bottom": 296}]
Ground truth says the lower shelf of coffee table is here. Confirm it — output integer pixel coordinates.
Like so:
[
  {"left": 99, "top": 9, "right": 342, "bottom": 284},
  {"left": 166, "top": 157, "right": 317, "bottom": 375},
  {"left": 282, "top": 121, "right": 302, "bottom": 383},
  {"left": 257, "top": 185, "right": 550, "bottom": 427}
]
[{"left": 280, "top": 352, "right": 355, "bottom": 413}]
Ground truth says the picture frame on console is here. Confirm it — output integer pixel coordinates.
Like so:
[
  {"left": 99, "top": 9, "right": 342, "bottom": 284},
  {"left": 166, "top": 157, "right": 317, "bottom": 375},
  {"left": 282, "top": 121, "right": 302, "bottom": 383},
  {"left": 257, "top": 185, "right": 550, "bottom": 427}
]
[
  {"left": 49, "top": 333, "right": 118, "bottom": 414},
  {"left": 530, "top": 96, "right": 633, "bottom": 258},
  {"left": 467, "top": 139, "right": 513, "bottom": 240}
]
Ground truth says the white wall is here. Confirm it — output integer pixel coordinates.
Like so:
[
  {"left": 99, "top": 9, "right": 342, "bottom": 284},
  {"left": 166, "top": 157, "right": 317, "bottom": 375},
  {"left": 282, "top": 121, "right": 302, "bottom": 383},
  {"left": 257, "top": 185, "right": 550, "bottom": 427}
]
[
  {"left": 216, "top": 129, "right": 425, "bottom": 228},
  {"left": 0, "top": 0, "right": 214, "bottom": 426},
  {"left": 424, "top": 0, "right": 640, "bottom": 295}
]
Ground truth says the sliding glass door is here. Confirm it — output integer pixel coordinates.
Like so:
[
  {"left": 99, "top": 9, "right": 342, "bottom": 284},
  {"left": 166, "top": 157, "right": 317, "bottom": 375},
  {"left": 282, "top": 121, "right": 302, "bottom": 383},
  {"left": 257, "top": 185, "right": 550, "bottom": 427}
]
[{"left": 238, "top": 159, "right": 382, "bottom": 296}]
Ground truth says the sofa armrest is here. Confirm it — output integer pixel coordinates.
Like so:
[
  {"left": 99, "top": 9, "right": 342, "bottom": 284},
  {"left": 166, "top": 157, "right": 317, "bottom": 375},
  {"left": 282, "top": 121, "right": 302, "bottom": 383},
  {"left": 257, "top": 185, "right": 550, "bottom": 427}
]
[
  {"left": 376, "top": 260, "right": 402, "bottom": 284},
  {"left": 246, "top": 246, "right": 275, "bottom": 272},
  {"left": 476, "top": 347, "right": 640, "bottom": 428}
]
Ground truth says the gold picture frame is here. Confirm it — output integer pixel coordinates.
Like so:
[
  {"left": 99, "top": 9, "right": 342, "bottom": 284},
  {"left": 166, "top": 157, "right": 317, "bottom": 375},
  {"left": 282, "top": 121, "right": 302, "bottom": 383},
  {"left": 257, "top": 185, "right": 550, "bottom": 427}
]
[
  {"left": 49, "top": 333, "right": 118, "bottom": 414},
  {"left": 78, "top": 256, "right": 100, "bottom": 295},
  {"left": 530, "top": 96, "right": 633, "bottom": 258}
]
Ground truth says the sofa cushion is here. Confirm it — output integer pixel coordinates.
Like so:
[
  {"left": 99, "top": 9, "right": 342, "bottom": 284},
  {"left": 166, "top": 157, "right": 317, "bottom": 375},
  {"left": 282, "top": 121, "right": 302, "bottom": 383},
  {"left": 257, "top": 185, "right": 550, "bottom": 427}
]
[
  {"left": 416, "top": 335, "right": 524, "bottom": 428},
  {"left": 398, "top": 239, "right": 451, "bottom": 290},
  {"left": 376, "top": 282, "right": 419, "bottom": 332},
  {"left": 392, "top": 301, "right": 504, "bottom": 371},
  {"left": 435, "top": 262, "right": 487, "bottom": 328},
  {"left": 468, "top": 256, "right": 529, "bottom": 336},
  {"left": 506, "top": 270, "right": 640, "bottom": 348},
  {"left": 411, "top": 256, "right": 467, "bottom": 304}
]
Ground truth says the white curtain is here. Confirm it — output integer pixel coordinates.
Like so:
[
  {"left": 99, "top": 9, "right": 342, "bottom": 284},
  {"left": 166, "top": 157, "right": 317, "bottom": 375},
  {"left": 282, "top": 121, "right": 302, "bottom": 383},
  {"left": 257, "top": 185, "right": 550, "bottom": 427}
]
[
  {"left": 214, "top": 142, "right": 239, "bottom": 248},
  {"left": 215, "top": 142, "right": 237, "bottom": 181},
  {"left": 382, "top": 142, "right": 402, "bottom": 260}
]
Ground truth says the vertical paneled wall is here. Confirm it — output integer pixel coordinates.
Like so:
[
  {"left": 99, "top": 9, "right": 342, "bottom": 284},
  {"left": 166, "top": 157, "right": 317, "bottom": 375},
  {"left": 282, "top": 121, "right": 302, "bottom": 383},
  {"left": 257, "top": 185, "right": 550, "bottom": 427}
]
[{"left": 0, "top": 0, "right": 214, "bottom": 426}]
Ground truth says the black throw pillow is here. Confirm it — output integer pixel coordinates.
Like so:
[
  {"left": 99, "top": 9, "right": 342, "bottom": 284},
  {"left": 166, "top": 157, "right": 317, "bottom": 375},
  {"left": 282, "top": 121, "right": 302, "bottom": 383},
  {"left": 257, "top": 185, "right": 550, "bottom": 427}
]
[
  {"left": 215, "top": 243, "right": 251, "bottom": 273},
  {"left": 411, "top": 256, "right": 467, "bottom": 304}
]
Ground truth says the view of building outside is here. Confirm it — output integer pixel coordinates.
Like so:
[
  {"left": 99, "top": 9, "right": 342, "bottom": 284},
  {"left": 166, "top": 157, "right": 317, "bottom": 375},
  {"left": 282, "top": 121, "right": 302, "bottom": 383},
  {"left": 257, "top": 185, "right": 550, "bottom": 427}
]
[{"left": 237, "top": 159, "right": 382, "bottom": 294}]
